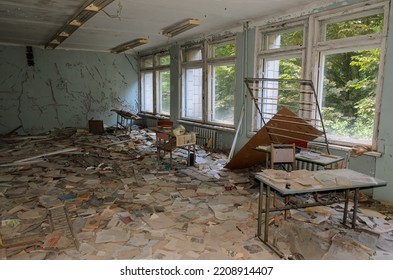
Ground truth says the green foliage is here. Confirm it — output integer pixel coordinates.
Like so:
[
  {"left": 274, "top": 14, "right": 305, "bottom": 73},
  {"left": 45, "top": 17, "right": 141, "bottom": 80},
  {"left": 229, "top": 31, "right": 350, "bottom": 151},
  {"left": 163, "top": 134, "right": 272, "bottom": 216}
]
[
  {"left": 322, "top": 47, "right": 380, "bottom": 140},
  {"left": 159, "top": 55, "right": 170, "bottom": 65},
  {"left": 326, "top": 14, "right": 383, "bottom": 40},
  {"left": 160, "top": 70, "right": 170, "bottom": 114},
  {"left": 212, "top": 42, "right": 236, "bottom": 123},
  {"left": 279, "top": 29, "right": 303, "bottom": 47},
  {"left": 277, "top": 58, "right": 302, "bottom": 112},
  {"left": 214, "top": 43, "right": 236, "bottom": 58},
  {"left": 214, "top": 65, "right": 235, "bottom": 123},
  {"left": 323, "top": 14, "right": 383, "bottom": 140},
  {"left": 276, "top": 13, "right": 382, "bottom": 142}
]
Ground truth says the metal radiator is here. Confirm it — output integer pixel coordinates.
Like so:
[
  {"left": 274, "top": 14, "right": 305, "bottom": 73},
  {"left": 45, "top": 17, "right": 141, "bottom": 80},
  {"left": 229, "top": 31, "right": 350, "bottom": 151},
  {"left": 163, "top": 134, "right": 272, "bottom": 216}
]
[
  {"left": 194, "top": 127, "right": 219, "bottom": 149},
  {"left": 146, "top": 118, "right": 157, "bottom": 128}
]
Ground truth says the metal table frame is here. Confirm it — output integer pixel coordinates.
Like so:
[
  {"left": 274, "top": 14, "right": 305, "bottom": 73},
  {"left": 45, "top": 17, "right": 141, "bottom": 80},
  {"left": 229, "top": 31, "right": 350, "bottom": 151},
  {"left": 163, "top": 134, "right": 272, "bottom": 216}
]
[{"left": 255, "top": 169, "right": 387, "bottom": 257}]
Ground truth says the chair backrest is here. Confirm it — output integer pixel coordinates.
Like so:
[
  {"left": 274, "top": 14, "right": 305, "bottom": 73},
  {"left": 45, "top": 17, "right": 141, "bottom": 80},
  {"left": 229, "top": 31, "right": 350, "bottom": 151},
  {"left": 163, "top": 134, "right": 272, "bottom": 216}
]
[
  {"left": 156, "top": 132, "right": 171, "bottom": 141},
  {"left": 270, "top": 143, "right": 296, "bottom": 170},
  {"left": 157, "top": 120, "right": 173, "bottom": 128}
]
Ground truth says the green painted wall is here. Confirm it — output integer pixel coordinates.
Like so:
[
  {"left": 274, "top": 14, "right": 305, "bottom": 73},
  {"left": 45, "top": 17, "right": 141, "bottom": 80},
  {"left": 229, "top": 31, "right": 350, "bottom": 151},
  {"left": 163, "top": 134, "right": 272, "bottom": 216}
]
[
  {"left": 1, "top": 0, "right": 392, "bottom": 202},
  {"left": 0, "top": 46, "right": 138, "bottom": 135},
  {"left": 374, "top": 1, "right": 393, "bottom": 203}
]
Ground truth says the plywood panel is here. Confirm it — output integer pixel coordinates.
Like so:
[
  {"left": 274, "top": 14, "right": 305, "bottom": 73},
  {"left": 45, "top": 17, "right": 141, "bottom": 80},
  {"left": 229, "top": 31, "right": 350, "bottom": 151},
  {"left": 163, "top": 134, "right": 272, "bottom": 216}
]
[{"left": 225, "top": 107, "right": 322, "bottom": 169}]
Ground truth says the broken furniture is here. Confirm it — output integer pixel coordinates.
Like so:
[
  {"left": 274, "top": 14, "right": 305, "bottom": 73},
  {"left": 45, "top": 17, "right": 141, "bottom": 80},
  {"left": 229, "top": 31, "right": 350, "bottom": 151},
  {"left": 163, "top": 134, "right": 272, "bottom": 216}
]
[
  {"left": 270, "top": 143, "right": 296, "bottom": 171},
  {"left": 88, "top": 119, "right": 104, "bottom": 134},
  {"left": 227, "top": 78, "right": 331, "bottom": 170},
  {"left": 255, "top": 145, "right": 344, "bottom": 171},
  {"left": 225, "top": 107, "right": 323, "bottom": 169},
  {"left": 153, "top": 126, "right": 196, "bottom": 169},
  {"left": 156, "top": 131, "right": 177, "bottom": 168},
  {"left": 111, "top": 109, "right": 141, "bottom": 130},
  {"left": 244, "top": 78, "right": 329, "bottom": 152},
  {"left": 255, "top": 168, "right": 387, "bottom": 257}
]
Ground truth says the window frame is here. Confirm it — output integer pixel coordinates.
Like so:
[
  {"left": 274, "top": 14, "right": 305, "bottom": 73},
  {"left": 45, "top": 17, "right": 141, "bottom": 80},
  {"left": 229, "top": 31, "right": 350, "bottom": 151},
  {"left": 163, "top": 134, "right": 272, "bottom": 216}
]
[
  {"left": 140, "top": 70, "right": 154, "bottom": 113},
  {"left": 254, "top": 20, "right": 307, "bottom": 131},
  {"left": 180, "top": 37, "right": 237, "bottom": 128},
  {"left": 207, "top": 38, "right": 237, "bottom": 126},
  {"left": 181, "top": 44, "right": 204, "bottom": 121},
  {"left": 139, "top": 51, "right": 171, "bottom": 116},
  {"left": 313, "top": 2, "right": 389, "bottom": 149},
  {"left": 252, "top": 1, "right": 389, "bottom": 150}
]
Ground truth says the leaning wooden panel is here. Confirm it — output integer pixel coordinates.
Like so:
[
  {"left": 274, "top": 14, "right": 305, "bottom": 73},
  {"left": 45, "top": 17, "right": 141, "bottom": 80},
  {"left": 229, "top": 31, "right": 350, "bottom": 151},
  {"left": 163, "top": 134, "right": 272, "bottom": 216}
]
[{"left": 225, "top": 107, "right": 322, "bottom": 169}]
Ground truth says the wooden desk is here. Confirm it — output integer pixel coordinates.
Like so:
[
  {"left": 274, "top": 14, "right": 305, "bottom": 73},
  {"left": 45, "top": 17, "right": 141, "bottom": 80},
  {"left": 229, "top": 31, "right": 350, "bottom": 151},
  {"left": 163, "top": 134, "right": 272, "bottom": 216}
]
[
  {"left": 255, "top": 169, "right": 387, "bottom": 257},
  {"left": 111, "top": 109, "right": 141, "bottom": 130},
  {"left": 152, "top": 127, "right": 196, "bottom": 167},
  {"left": 255, "top": 145, "right": 344, "bottom": 170}
]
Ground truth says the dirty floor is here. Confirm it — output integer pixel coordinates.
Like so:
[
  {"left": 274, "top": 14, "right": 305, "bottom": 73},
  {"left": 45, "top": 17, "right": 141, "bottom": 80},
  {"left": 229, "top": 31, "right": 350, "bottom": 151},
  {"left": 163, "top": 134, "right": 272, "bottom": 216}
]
[{"left": 0, "top": 128, "right": 392, "bottom": 260}]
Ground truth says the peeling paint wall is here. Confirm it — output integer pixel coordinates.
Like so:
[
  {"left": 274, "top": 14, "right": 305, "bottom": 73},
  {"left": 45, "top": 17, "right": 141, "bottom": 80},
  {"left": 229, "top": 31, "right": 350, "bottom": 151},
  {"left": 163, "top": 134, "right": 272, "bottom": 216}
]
[
  {"left": 374, "top": 1, "right": 393, "bottom": 203},
  {"left": 0, "top": 45, "right": 139, "bottom": 135}
]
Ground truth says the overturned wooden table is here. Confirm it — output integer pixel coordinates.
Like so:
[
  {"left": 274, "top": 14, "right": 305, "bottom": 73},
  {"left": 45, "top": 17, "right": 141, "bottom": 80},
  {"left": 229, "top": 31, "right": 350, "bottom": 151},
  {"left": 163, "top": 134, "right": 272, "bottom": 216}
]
[{"left": 255, "top": 168, "right": 387, "bottom": 257}]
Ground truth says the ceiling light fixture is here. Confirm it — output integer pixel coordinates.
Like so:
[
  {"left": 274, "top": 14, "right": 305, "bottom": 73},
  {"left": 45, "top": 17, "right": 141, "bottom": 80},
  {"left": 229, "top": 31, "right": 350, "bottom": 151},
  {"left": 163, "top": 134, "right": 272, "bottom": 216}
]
[
  {"left": 162, "top": 18, "right": 200, "bottom": 38},
  {"left": 45, "top": 0, "right": 115, "bottom": 49},
  {"left": 110, "top": 38, "right": 149, "bottom": 54}
]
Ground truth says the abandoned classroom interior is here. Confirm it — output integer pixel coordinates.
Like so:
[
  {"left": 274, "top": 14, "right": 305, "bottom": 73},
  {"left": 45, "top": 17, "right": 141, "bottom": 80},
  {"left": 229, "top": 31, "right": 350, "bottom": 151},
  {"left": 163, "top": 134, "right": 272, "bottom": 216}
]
[{"left": 1, "top": 0, "right": 393, "bottom": 260}]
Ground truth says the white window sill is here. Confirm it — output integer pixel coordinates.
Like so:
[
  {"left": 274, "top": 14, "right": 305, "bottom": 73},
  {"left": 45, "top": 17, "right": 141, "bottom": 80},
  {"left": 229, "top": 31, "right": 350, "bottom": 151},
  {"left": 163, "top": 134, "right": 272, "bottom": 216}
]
[
  {"left": 308, "top": 141, "right": 383, "bottom": 158},
  {"left": 139, "top": 113, "right": 170, "bottom": 120},
  {"left": 178, "top": 119, "right": 235, "bottom": 133}
]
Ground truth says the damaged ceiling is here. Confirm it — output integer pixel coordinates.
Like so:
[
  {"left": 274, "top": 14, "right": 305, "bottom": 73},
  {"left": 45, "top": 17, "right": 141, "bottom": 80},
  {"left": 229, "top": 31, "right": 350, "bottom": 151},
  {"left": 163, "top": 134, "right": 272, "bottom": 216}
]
[{"left": 0, "top": 0, "right": 323, "bottom": 53}]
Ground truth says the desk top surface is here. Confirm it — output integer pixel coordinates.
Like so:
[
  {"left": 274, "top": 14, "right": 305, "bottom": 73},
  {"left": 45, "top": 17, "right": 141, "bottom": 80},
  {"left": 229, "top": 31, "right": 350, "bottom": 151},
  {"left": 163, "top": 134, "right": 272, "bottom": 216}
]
[
  {"left": 255, "top": 168, "right": 387, "bottom": 195},
  {"left": 254, "top": 145, "right": 344, "bottom": 166}
]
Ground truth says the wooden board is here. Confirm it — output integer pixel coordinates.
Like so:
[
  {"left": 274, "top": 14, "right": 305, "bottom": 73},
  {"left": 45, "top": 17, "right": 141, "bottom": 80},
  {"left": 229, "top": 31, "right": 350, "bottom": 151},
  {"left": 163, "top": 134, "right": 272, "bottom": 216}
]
[{"left": 225, "top": 107, "right": 322, "bottom": 169}]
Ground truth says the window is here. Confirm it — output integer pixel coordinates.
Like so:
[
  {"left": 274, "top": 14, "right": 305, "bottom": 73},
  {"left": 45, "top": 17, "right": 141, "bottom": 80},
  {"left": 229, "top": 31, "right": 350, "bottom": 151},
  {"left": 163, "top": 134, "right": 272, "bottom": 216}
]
[
  {"left": 181, "top": 38, "right": 236, "bottom": 126},
  {"left": 156, "top": 54, "right": 170, "bottom": 115},
  {"left": 140, "top": 52, "right": 171, "bottom": 115},
  {"left": 140, "top": 56, "right": 154, "bottom": 113},
  {"left": 317, "top": 8, "right": 386, "bottom": 146},
  {"left": 255, "top": 24, "right": 305, "bottom": 128},
  {"left": 253, "top": 2, "right": 388, "bottom": 148},
  {"left": 208, "top": 40, "right": 236, "bottom": 125},
  {"left": 141, "top": 71, "right": 153, "bottom": 113},
  {"left": 182, "top": 46, "right": 203, "bottom": 120}
]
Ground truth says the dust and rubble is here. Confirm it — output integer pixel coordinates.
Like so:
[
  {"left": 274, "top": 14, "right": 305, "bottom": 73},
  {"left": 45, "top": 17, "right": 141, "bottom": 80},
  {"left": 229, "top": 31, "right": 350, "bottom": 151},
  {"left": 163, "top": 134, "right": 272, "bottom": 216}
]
[{"left": 0, "top": 127, "right": 393, "bottom": 260}]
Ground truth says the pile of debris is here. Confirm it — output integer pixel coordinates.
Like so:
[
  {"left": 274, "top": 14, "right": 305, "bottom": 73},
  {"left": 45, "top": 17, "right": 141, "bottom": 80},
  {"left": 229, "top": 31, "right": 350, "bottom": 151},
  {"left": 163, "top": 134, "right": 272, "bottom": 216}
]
[
  {"left": 0, "top": 127, "right": 272, "bottom": 260},
  {"left": 1, "top": 127, "right": 393, "bottom": 260}
]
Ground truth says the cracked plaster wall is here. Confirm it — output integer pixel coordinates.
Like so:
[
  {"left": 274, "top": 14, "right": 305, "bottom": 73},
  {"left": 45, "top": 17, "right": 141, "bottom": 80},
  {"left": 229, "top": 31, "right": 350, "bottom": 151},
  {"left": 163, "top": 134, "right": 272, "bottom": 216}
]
[
  {"left": 374, "top": 1, "right": 393, "bottom": 203},
  {"left": 0, "top": 45, "right": 138, "bottom": 135}
]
